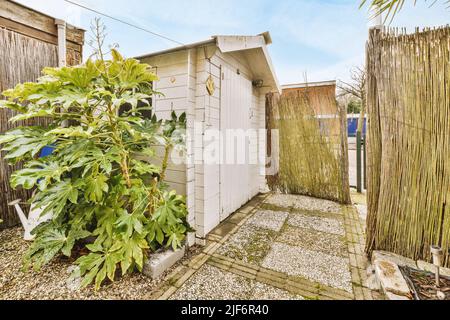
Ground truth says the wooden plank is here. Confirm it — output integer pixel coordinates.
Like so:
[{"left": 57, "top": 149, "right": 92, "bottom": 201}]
[
  {"left": 0, "top": 16, "right": 57, "bottom": 44},
  {"left": 0, "top": 0, "right": 84, "bottom": 46},
  {"left": 0, "top": 20, "right": 83, "bottom": 68},
  {"left": 1, "top": 0, "right": 57, "bottom": 37},
  {"left": 219, "top": 63, "right": 252, "bottom": 221},
  {"left": 0, "top": 18, "right": 82, "bottom": 52},
  {"left": 217, "top": 35, "right": 266, "bottom": 53},
  {"left": 66, "top": 25, "right": 84, "bottom": 45}
]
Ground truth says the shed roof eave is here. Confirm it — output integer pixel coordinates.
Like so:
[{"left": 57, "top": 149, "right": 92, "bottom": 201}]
[
  {"left": 134, "top": 38, "right": 216, "bottom": 60},
  {"left": 134, "top": 32, "right": 281, "bottom": 94},
  {"left": 261, "top": 46, "right": 281, "bottom": 94},
  {"left": 134, "top": 32, "right": 273, "bottom": 60}
]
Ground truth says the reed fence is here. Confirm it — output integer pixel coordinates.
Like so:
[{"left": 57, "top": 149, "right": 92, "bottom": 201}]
[
  {"left": 267, "top": 90, "right": 351, "bottom": 204},
  {"left": 366, "top": 26, "right": 450, "bottom": 267}
]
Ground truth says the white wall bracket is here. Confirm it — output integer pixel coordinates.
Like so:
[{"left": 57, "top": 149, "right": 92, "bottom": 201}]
[{"left": 55, "top": 19, "right": 67, "bottom": 68}]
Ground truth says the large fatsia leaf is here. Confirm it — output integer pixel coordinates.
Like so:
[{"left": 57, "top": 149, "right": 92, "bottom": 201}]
[
  {"left": 76, "top": 247, "right": 122, "bottom": 290},
  {"left": 62, "top": 207, "right": 94, "bottom": 257},
  {"left": 115, "top": 212, "right": 145, "bottom": 238},
  {"left": 2, "top": 79, "right": 62, "bottom": 102},
  {"left": 111, "top": 49, "right": 124, "bottom": 62},
  {"left": 76, "top": 252, "right": 106, "bottom": 290},
  {"left": 130, "top": 159, "right": 160, "bottom": 176},
  {"left": 53, "top": 88, "right": 89, "bottom": 110},
  {"left": 0, "top": 100, "right": 27, "bottom": 113},
  {"left": 145, "top": 220, "right": 165, "bottom": 246},
  {"left": 85, "top": 174, "right": 109, "bottom": 203},
  {"left": 113, "top": 92, "right": 151, "bottom": 113},
  {"left": 58, "top": 141, "right": 121, "bottom": 176},
  {"left": 108, "top": 58, "right": 158, "bottom": 90},
  {"left": 46, "top": 126, "right": 93, "bottom": 139},
  {"left": 153, "top": 191, "right": 188, "bottom": 227},
  {"left": 8, "top": 108, "right": 54, "bottom": 123},
  {"left": 33, "top": 179, "right": 82, "bottom": 218},
  {"left": 92, "top": 207, "right": 121, "bottom": 247},
  {"left": 116, "top": 234, "right": 149, "bottom": 275},
  {"left": 76, "top": 233, "right": 149, "bottom": 290},
  {"left": 24, "top": 224, "right": 67, "bottom": 271},
  {"left": 0, "top": 127, "right": 55, "bottom": 163},
  {"left": 23, "top": 209, "right": 91, "bottom": 271},
  {"left": 43, "top": 60, "right": 99, "bottom": 89},
  {"left": 10, "top": 160, "right": 68, "bottom": 190},
  {"left": 63, "top": 228, "right": 91, "bottom": 257},
  {"left": 165, "top": 224, "right": 187, "bottom": 251}
]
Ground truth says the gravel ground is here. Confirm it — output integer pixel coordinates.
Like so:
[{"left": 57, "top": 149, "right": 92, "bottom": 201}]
[
  {"left": 265, "top": 194, "right": 343, "bottom": 214},
  {"left": 216, "top": 224, "right": 277, "bottom": 266},
  {"left": 1, "top": 192, "right": 357, "bottom": 300},
  {"left": 246, "top": 210, "right": 289, "bottom": 232},
  {"left": 262, "top": 243, "right": 353, "bottom": 293},
  {"left": 0, "top": 228, "right": 201, "bottom": 300},
  {"left": 171, "top": 264, "right": 303, "bottom": 300},
  {"left": 287, "top": 212, "right": 345, "bottom": 236},
  {"left": 276, "top": 226, "right": 348, "bottom": 258}
]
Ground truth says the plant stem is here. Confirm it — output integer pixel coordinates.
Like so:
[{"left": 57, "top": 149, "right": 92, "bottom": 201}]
[{"left": 160, "top": 143, "right": 172, "bottom": 183}]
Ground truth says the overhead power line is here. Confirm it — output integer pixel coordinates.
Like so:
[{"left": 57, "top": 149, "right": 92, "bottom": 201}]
[{"left": 63, "top": 0, "right": 185, "bottom": 46}]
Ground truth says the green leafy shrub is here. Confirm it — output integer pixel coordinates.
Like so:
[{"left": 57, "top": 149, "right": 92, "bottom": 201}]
[{"left": 0, "top": 48, "right": 191, "bottom": 290}]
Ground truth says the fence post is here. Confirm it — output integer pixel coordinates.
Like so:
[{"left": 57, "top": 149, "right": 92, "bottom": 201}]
[
  {"left": 363, "top": 136, "right": 367, "bottom": 190},
  {"left": 356, "top": 131, "right": 362, "bottom": 193}
]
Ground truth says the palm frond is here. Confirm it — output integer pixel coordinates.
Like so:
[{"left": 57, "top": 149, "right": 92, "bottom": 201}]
[{"left": 360, "top": 0, "right": 449, "bottom": 24}]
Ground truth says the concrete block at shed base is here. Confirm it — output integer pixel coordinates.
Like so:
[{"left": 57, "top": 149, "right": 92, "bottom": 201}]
[{"left": 143, "top": 247, "right": 186, "bottom": 279}]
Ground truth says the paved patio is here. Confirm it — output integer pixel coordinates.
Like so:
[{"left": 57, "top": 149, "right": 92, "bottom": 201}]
[{"left": 150, "top": 193, "right": 380, "bottom": 300}]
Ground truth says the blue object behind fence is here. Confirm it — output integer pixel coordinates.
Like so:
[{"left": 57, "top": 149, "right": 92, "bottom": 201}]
[
  {"left": 348, "top": 117, "right": 367, "bottom": 137},
  {"left": 40, "top": 145, "right": 55, "bottom": 158}
]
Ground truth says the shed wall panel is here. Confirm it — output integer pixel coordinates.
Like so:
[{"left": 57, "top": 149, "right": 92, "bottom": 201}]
[{"left": 140, "top": 52, "right": 189, "bottom": 196}]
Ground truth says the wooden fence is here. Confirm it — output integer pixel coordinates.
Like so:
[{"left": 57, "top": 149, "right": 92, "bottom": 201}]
[
  {"left": 366, "top": 26, "right": 450, "bottom": 267},
  {"left": 0, "top": 28, "right": 59, "bottom": 228}
]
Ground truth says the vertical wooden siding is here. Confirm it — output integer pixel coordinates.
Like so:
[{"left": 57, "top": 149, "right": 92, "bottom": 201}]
[{"left": 219, "top": 63, "right": 252, "bottom": 221}]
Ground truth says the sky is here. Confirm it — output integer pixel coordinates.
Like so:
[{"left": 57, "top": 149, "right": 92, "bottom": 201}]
[{"left": 15, "top": 0, "right": 450, "bottom": 84}]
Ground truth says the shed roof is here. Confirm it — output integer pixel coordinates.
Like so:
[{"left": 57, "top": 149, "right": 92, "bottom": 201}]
[
  {"left": 282, "top": 80, "right": 336, "bottom": 90},
  {"left": 135, "top": 32, "right": 280, "bottom": 94}
]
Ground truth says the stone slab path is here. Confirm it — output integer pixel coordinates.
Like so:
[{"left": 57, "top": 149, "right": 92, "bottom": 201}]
[{"left": 151, "top": 193, "right": 380, "bottom": 300}]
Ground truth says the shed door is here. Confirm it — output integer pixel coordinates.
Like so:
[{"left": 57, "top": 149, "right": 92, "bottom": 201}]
[{"left": 220, "top": 65, "right": 252, "bottom": 221}]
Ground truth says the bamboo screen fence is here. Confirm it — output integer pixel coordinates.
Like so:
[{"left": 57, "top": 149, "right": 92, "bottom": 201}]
[
  {"left": 366, "top": 26, "right": 450, "bottom": 267},
  {"left": 267, "top": 91, "right": 351, "bottom": 204},
  {"left": 0, "top": 28, "right": 58, "bottom": 228}
]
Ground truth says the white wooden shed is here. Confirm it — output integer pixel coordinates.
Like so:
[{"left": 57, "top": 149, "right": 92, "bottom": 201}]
[{"left": 136, "top": 32, "right": 280, "bottom": 245}]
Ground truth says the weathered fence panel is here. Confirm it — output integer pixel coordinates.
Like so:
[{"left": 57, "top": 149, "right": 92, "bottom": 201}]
[
  {"left": 0, "top": 28, "right": 58, "bottom": 228},
  {"left": 267, "top": 90, "right": 351, "bottom": 204},
  {"left": 366, "top": 27, "right": 450, "bottom": 267}
]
